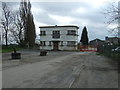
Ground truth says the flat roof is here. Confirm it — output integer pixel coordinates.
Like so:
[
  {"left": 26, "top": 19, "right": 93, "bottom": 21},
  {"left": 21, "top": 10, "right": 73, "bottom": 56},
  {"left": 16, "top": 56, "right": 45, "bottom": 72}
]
[{"left": 39, "top": 25, "right": 79, "bottom": 29}]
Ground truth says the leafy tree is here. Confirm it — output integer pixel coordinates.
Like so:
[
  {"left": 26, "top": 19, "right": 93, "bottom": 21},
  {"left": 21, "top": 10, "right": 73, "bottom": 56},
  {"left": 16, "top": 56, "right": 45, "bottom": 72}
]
[
  {"left": 20, "top": 0, "right": 36, "bottom": 47},
  {"left": 80, "top": 26, "right": 89, "bottom": 45}
]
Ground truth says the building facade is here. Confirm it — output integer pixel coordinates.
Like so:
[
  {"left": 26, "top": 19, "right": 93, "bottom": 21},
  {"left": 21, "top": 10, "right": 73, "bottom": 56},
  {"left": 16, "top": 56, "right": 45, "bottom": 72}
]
[
  {"left": 89, "top": 38, "right": 105, "bottom": 46},
  {"left": 39, "top": 25, "right": 79, "bottom": 50},
  {"left": 105, "top": 36, "right": 120, "bottom": 45}
]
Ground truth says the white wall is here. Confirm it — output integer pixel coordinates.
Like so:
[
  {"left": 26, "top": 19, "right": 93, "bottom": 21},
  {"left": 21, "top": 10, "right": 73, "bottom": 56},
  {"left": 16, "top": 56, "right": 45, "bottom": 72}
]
[{"left": 40, "top": 26, "right": 78, "bottom": 50}]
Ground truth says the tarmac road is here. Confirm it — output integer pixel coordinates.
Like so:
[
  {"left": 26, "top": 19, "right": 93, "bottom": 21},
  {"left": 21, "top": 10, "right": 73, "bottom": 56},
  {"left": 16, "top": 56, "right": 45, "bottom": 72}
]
[{"left": 2, "top": 51, "right": 118, "bottom": 88}]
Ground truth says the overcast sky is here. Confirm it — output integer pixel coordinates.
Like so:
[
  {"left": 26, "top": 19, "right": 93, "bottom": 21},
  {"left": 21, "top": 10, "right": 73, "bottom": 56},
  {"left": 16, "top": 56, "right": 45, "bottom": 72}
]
[{"left": 1, "top": 0, "right": 119, "bottom": 41}]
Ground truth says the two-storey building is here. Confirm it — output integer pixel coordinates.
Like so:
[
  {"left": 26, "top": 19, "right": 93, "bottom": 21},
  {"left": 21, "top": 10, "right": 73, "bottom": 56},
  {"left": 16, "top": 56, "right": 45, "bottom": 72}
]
[{"left": 39, "top": 25, "right": 79, "bottom": 50}]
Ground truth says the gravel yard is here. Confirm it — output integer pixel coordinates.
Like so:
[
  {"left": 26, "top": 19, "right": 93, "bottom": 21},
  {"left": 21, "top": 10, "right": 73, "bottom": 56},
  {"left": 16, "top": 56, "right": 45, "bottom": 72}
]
[
  {"left": 2, "top": 49, "right": 75, "bottom": 69},
  {"left": 2, "top": 49, "right": 118, "bottom": 88}
]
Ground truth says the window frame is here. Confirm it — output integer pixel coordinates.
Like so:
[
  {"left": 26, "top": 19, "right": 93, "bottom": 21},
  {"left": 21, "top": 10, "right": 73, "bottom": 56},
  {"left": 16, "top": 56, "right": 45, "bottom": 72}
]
[
  {"left": 67, "top": 30, "right": 76, "bottom": 35},
  {"left": 40, "top": 31, "right": 46, "bottom": 36},
  {"left": 67, "top": 41, "right": 76, "bottom": 46},
  {"left": 49, "top": 41, "right": 52, "bottom": 46},
  {"left": 40, "top": 41, "right": 46, "bottom": 46},
  {"left": 52, "top": 31, "right": 60, "bottom": 39}
]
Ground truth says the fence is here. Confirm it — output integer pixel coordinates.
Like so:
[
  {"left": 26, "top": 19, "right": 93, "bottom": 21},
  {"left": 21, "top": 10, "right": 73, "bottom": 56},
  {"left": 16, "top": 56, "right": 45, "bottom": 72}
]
[
  {"left": 79, "top": 45, "right": 119, "bottom": 60},
  {"left": 98, "top": 45, "right": 120, "bottom": 60},
  {"left": 79, "top": 45, "right": 98, "bottom": 52}
]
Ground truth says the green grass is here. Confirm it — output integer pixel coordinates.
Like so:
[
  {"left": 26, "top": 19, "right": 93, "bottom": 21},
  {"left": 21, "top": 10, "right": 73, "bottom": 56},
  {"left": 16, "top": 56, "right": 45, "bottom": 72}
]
[
  {"left": 96, "top": 53, "right": 102, "bottom": 55},
  {"left": 0, "top": 50, "right": 2, "bottom": 53},
  {"left": 2, "top": 45, "right": 24, "bottom": 53}
]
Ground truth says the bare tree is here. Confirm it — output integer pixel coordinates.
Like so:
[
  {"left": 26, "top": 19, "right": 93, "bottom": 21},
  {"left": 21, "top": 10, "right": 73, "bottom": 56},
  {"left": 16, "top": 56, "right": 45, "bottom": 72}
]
[
  {"left": 11, "top": 11, "right": 24, "bottom": 46},
  {"left": 1, "top": 2, "right": 13, "bottom": 46},
  {"left": 103, "top": 1, "right": 120, "bottom": 36}
]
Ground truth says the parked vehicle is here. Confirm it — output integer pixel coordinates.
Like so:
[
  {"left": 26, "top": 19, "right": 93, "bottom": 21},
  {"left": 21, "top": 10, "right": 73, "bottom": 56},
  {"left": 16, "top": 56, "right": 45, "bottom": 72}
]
[{"left": 112, "top": 47, "right": 120, "bottom": 52}]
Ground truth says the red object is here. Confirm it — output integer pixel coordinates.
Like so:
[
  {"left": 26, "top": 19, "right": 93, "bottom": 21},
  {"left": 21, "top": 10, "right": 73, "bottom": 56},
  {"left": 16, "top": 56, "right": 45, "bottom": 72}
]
[{"left": 80, "top": 45, "right": 98, "bottom": 52}]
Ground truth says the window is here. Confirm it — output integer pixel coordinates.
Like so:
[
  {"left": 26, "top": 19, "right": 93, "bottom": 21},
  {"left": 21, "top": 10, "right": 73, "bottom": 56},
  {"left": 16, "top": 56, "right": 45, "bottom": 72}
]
[
  {"left": 52, "top": 31, "right": 60, "bottom": 39},
  {"left": 40, "top": 31, "right": 46, "bottom": 35},
  {"left": 49, "top": 41, "right": 52, "bottom": 46},
  {"left": 67, "top": 41, "right": 76, "bottom": 46},
  {"left": 67, "top": 30, "right": 76, "bottom": 35},
  {"left": 40, "top": 41, "right": 46, "bottom": 46},
  {"left": 60, "top": 41, "right": 63, "bottom": 46}
]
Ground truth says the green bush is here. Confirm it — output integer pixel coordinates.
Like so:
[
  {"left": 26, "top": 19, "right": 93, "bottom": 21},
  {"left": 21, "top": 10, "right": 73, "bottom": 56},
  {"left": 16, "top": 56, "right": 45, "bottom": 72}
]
[{"left": 98, "top": 45, "right": 119, "bottom": 60}]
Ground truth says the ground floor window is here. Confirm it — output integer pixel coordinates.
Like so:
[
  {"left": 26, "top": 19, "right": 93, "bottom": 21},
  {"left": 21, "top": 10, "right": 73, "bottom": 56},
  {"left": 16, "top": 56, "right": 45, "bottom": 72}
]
[
  {"left": 60, "top": 41, "right": 63, "bottom": 46},
  {"left": 40, "top": 41, "right": 46, "bottom": 46},
  {"left": 49, "top": 41, "right": 52, "bottom": 46},
  {"left": 67, "top": 41, "right": 76, "bottom": 46}
]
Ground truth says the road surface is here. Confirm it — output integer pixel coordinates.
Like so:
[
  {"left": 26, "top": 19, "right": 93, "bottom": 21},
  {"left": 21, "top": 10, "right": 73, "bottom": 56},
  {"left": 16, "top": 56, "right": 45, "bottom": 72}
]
[{"left": 2, "top": 50, "right": 118, "bottom": 88}]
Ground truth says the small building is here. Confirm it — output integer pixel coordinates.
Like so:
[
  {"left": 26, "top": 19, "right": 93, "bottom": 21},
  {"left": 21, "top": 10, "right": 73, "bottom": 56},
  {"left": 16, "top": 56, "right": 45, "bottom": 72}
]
[
  {"left": 39, "top": 25, "right": 79, "bottom": 51},
  {"left": 105, "top": 36, "right": 120, "bottom": 45},
  {"left": 89, "top": 38, "right": 105, "bottom": 46}
]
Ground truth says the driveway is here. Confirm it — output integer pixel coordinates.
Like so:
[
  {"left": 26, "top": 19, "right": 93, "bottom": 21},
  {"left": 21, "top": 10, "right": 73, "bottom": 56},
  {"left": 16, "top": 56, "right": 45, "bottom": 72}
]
[{"left": 2, "top": 50, "right": 118, "bottom": 88}]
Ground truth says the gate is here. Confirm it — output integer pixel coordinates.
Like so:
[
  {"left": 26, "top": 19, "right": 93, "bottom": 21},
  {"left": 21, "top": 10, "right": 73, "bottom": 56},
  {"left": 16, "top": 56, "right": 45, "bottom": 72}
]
[{"left": 80, "top": 45, "right": 98, "bottom": 52}]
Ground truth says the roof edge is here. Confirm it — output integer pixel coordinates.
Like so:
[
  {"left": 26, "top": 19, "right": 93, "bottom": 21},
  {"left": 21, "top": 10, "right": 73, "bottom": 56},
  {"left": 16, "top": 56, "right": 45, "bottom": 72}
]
[{"left": 39, "top": 25, "right": 79, "bottom": 29}]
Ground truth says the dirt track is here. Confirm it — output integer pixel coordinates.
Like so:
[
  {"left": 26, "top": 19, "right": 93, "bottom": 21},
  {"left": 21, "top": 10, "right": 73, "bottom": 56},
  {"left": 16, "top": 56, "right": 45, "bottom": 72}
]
[{"left": 2, "top": 50, "right": 118, "bottom": 88}]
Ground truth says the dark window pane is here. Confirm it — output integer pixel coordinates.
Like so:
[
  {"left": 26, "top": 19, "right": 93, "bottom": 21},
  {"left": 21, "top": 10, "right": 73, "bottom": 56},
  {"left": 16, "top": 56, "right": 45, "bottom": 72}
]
[{"left": 52, "top": 31, "right": 60, "bottom": 39}]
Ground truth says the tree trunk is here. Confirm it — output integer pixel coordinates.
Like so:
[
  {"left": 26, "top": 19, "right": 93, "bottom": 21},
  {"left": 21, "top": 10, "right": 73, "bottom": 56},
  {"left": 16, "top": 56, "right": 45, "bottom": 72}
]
[{"left": 5, "top": 30, "right": 8, "bottom": 47}]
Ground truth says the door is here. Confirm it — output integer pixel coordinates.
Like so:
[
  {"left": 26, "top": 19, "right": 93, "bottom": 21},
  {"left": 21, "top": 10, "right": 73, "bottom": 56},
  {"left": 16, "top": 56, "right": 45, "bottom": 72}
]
[{"left": 53, "top": 41, "right": 59, "bottom": 50}]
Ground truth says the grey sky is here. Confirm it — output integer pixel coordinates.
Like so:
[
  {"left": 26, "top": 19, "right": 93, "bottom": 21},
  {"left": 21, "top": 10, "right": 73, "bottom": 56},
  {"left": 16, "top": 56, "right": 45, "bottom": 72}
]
[
  {"left": 1, "top": 0, "right": 119, "bottom": 41},
  {"left": 31, "top": 1, "right": 112, "bottom": 41}
]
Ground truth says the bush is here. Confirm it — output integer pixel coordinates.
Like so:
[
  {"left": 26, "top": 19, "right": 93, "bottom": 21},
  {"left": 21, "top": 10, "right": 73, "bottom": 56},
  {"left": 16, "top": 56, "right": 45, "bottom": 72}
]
[{"left": 98, "top": 44, "right": 120, "bottom": 60}]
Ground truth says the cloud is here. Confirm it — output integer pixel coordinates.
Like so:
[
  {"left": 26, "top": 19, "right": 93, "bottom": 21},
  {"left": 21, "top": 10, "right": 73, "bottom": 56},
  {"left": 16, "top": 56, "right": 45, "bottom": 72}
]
[
  {"left": 3, "top": 0, "right": 116, "bottom": 41},
  {"left": 75, "top": 7, "right": 87, "bottom": 14},
  {"left": 49, "top": 14, "right": 75, "bottom": 24},
  {"left": 31, "top": 1, "right": 113, "bottom": 40}
]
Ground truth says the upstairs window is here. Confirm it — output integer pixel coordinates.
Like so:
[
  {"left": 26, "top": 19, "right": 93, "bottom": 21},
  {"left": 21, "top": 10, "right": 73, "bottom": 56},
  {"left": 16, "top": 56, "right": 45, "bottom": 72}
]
[
  {"left": 67, "top": 30, "right": 76, "bottom": 35},
  {"left": 40, "top": 31, "right": 46, "bottom": 36},
  {"left": 52, "top": 31, "right": 60, "bottom": 39}
]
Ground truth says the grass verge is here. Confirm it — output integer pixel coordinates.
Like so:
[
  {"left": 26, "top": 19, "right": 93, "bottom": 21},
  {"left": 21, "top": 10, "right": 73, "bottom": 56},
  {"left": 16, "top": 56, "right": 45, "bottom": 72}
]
[{"left": 2, "top": 45, "right": 24, "bottom": 53}]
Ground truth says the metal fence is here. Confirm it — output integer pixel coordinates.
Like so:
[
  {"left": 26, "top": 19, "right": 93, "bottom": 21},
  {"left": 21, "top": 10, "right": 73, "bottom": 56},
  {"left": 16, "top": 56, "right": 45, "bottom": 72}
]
[
  {"left": 79, "top": 45, "right": 98, "bottom": 52},
  {"left": 98, "top": 45, "right": 120, "bottom": 60}
]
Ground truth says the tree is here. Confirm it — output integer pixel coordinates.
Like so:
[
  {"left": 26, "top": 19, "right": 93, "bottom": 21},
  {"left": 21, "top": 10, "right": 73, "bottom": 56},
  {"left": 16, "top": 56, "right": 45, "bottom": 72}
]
[
  {"left": 12, "top": 11, "right": 24, "bottom": 46},
  {"left": 103, "top": 1, "right": 120, "bottom": 36},
  {"left": 1, "top": 2, "right": 13, "bottom": 46},
  {"left": 20, "top": 0, "right": 36, "bottom": 47},
  {"left": 80, "top": 26, "right": 89, "bottom": 45}
]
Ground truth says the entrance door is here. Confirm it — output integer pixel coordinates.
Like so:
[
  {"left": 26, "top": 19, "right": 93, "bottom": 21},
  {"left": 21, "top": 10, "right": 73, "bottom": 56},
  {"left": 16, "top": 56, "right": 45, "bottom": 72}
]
[{"left": 53, "top": 41, "right": 59, "bottom": 50}]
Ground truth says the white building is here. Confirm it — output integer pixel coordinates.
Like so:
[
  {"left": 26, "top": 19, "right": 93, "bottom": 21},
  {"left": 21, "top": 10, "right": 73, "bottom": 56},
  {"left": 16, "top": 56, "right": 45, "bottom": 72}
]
[{"left": 39, "top": 25, "right": 79, "bottom": 51}]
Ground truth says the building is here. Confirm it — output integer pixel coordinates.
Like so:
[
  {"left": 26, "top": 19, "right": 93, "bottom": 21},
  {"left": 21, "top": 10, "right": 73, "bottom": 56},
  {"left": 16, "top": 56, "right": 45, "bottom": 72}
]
[
  {"left": 39, "top": 25, "right": 79, "bottom": 51},
  {"left": 89, "top": 38, "right": 105, "bottom": 46},
  {"left": 105, "top": 36, "right": 120, "bottom": 45}
]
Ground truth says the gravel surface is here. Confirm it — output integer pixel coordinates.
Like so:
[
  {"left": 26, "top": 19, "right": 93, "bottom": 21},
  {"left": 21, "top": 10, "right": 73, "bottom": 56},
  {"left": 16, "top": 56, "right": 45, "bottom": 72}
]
[{"left": 2, "top": 49, "right": 118, "bottom": 88}]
